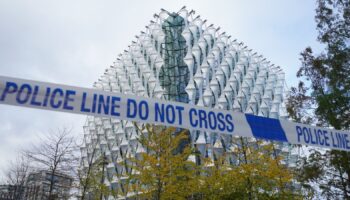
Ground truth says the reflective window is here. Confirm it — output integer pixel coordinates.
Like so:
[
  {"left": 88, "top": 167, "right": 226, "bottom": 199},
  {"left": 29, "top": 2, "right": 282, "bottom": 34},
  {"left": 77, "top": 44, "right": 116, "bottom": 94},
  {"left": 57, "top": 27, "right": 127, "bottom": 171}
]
[{"left": 159, "top": 14, "right": 190, "bottom": 103}]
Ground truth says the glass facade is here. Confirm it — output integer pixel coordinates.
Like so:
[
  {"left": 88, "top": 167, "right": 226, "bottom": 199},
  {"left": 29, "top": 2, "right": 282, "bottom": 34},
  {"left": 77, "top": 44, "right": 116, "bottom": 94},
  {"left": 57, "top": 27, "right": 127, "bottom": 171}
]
[
  {"left": 80, "top": 8, "right": 298, "bottom": 199},
  {"left": 159, "top": 13, "right": 190, "bottom": 103}
]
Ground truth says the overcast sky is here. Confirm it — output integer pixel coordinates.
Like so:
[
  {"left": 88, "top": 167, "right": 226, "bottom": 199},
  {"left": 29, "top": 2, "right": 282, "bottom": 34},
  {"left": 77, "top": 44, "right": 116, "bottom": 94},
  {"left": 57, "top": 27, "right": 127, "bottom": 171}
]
[{"left": 0, "top": 0, "right": 322, "bottom": 179}]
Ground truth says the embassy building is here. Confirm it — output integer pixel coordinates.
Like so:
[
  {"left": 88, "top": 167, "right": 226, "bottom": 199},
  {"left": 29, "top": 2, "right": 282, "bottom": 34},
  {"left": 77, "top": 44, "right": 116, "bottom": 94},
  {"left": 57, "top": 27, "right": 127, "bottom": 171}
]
[{"left": 80, "top": 8, "right": 298, "bottom": 199}]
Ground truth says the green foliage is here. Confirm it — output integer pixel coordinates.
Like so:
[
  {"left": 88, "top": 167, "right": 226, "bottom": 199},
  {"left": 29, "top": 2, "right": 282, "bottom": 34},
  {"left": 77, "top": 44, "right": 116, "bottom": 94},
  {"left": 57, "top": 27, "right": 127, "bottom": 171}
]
[
  {"left": 79, "top": 155, "right": 115, "bottom": 200},
  {"left": 198, "top": 140, "right": 300, "bottom": 200},
  {"left": 287, "top": 0, "right": 350, "bottom": 199},
  {"left": 130, "top": 124, "right": 301, "bottom": 200},
  {"left": 130, "top": 125, "right": 199, "bottom": 200},
  {"left": 293, "top": 0, "right": 350, "bottom": 129}
]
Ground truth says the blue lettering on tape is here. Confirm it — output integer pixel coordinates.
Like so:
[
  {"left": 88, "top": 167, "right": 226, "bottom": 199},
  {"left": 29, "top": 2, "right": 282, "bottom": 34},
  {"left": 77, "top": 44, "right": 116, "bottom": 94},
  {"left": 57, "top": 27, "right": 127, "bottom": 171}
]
[
  {"left": 2, "top": 76, "right": 350, "bottom": 152},
  {"left": 16, "top": 83, "right": 32, "bottom": 104},
  {"left": 189, "top": 108, "right": 198, "bottom": 127},
  {"left": 80, "top": 92, "right": 90, "bottom": 113},
  {"left": 175, "top": 106, "right": 184, "bottom": 125},
  {"left": 139, "top": 100, "right": 149, "bottom": 120},
  {"left": 50, "top": 88, "right": 64, "bottom": 108},
  {"left": 30, "top": 86, "right": 42, "bottom": 106},
  {"left": 110, "top": 96, "right": 121, "bottom": 116},
  {"left": 0, "top": 82, "right": 18, "bottom": 101},
  {"left": 127, "top": 98, "right": 137, "bottom": 118},
  {"left": 63, "top": 90, "right": 75, "bottom": 110}
]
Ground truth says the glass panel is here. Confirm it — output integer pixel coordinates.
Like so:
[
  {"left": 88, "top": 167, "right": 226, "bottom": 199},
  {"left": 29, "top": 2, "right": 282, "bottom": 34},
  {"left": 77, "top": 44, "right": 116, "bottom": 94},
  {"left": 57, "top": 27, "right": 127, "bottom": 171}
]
[{"left": 159, "top": 14, "right": 190, "bottom": 103}]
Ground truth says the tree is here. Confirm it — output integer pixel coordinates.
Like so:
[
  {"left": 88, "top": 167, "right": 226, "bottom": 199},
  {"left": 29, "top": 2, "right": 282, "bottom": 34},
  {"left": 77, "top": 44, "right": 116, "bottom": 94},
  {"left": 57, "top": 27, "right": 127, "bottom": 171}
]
[
  {"left": 2, "top": 155, "right": 32, "bottom": 199},
  {"left": 129, "top": 124, "right": 300, "bottom": 199},
  {"left": 130, "top": 124, "right": 200, "bottom": 200},
  {"left": 24, "top": 127, "right": 77, "bottom": 200},
  {"left": 4, "top": 155, "right": 30, "bottom": 186},
  {"left": 77, "top": 134, "right": 104, "bottom": 200},
  {"left": 77, "top": 148, "right": 114, "bottom": 200},
  {"left": 78, "top": 153, "right": 114, "bottom": 200},
  {"left": 76, "top": 118, "right": 119, "bottom": 200},
  {"left": 287, "top": 0, "right": 350, "bottom": 199},
  {"left": 198, "top": 139, "right": 300, "bottom": 200}
]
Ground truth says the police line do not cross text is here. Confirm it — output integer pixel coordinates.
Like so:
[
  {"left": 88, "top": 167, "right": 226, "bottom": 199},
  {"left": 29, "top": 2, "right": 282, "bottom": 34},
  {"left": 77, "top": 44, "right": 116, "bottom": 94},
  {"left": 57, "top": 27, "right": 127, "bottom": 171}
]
[{"left": 1, "top": 75, "right": 350, "bottom": 152}]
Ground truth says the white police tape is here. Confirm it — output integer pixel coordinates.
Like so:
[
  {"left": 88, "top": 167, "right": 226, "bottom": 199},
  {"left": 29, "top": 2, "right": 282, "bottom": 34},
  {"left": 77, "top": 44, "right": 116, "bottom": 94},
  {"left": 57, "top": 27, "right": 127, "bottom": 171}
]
[{"left": 1, "top": 75, "right": 350, "bottom": 151}]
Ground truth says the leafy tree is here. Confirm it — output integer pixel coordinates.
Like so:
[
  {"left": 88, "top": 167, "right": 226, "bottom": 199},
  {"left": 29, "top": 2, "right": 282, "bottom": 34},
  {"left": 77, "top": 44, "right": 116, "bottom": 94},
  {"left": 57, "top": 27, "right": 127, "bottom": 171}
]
[
  {"left": 199, "top": 139, "right": 300, "bottom": 200},
  {"left": 287, "top": 0, "right": 350, "bottom": 199},
  {"left": 128, "top": 125, "right": 301, "bottom": 199},
  {"left": 130, "top": 124, "right": 199, "bottom": 200},
  {"left": 79, "top": 154, "right": 114, "bottom": 200},
  {"left": 77, "top": 122, "right": 116, "bottom": 200}
]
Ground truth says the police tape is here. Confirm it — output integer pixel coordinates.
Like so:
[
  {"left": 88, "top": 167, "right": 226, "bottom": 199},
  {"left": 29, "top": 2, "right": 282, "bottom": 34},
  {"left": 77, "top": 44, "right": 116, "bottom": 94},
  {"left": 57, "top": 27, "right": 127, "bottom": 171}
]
[{"left": 1, "top": 75, "right": 350, "bottom": 151}]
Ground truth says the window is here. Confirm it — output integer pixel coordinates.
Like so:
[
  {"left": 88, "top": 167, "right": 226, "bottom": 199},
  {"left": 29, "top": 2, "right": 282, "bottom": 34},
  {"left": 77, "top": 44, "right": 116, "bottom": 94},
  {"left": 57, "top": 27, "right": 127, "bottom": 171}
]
[
  {"left": 217, "top": 80, "right": 221, "bottom": 97},
  {"left": 205, "top": 42, "right": 209, "bottom": 57},
  {"left": 193, "top": 54, "right": 198, "bottom": 75},
  {"left": 211, "top": 90, "right": 216, "bottom": 107},
  {"left": 159, "top": 14, "right": 190, "bottom": 103},
  {"left": 154, "top": 40, "right": 158, "bottom": 51},
  {"left": 194, "top": 81, "right": 200, "bottom": 104},
  {"left": 208, "top": 66, "right": 213, "bottom": 82},
  {"left": 199, "top": 46, "right": 204, "bottom": 65}
]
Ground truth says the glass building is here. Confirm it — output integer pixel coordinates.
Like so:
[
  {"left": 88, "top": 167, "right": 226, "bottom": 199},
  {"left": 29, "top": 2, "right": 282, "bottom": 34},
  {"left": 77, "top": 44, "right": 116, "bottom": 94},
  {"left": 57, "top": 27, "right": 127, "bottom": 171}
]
[{"left": 80, "top": 8, "right": 298, "bottom": 199}]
